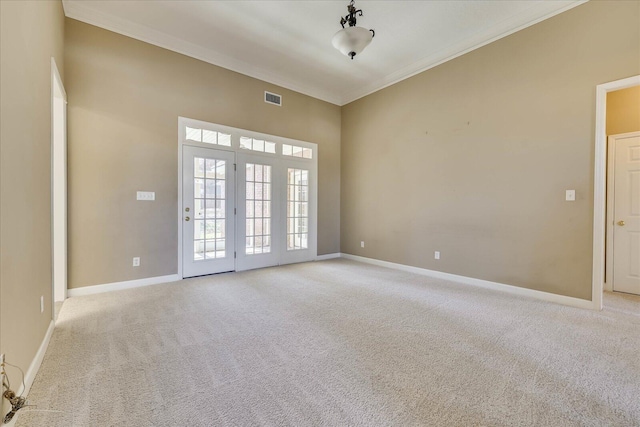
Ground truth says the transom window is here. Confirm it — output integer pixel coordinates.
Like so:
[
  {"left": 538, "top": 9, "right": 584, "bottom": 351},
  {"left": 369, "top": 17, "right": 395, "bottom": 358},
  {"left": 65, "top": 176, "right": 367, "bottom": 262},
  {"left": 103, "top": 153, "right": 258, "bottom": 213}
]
[
  {"left": 283, "top": 144, "right": 312, "bottom": 159},
  {"left": 240, "top": 137, "right": 276, "bottom": 154},
  {"left": 186, "top": 126, "right": 231, "bottom": 146}
]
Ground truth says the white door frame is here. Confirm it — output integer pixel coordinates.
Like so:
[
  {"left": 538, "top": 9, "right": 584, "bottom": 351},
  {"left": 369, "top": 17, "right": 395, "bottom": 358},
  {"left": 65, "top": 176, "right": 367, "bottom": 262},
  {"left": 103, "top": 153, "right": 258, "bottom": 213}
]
[
  {"left": 592, "top": 75, "right": 640, "bottom": 310},
  {"left": 51, "top": 57, "right": 67, "bottom": 310}
]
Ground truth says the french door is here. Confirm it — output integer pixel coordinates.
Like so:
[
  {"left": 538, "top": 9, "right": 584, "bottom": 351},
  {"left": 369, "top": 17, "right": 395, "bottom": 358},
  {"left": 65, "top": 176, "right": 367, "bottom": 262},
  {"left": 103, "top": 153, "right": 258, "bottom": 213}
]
[
  {"left": 236, "top": 153, "right": 280, "bottom": 271},
  {"left": 280, "top": 158, "right": 317, "bottom": 265},
  {"left": 179, "top": 117, "right": 317, "bottom": 278},
  {"left": 182, "top": 146, "right": 236, "bottom": 277}
]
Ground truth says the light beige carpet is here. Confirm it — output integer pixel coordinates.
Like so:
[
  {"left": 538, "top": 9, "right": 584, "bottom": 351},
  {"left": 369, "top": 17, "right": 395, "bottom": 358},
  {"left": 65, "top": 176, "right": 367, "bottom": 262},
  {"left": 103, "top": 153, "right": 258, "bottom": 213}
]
[{"left": 15, "top": 259, "right": 640, "bottom": 426}]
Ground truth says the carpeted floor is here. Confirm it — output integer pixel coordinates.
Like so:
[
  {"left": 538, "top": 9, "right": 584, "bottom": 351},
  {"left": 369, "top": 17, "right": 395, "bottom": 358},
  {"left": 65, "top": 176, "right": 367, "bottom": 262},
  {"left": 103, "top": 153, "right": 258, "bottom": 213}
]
[{"left": 15, "top": 259, "right": 640, "bottom": 426}]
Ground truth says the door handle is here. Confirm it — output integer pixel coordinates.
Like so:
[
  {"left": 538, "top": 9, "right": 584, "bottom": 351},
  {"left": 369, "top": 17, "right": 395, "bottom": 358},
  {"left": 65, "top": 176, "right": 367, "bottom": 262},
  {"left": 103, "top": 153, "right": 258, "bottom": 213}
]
[
  {"left": 617, "top": 220, "right": 625, "bottom": 226},
  {"left": 185, "top": 216, "right": 190, "bottom": 222}
]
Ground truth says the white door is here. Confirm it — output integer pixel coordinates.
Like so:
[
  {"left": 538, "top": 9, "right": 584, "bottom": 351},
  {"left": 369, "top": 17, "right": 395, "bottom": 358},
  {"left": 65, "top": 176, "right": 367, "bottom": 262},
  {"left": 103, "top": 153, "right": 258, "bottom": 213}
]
[
  {"left": 236, "top": 153, "right": 280, "bottom": 271},
  {"left": 182, "top": 146, "right": 235, "bottom": 277},
  {"left": 613, "top": 133, "right": 640, "bottom": 295}
]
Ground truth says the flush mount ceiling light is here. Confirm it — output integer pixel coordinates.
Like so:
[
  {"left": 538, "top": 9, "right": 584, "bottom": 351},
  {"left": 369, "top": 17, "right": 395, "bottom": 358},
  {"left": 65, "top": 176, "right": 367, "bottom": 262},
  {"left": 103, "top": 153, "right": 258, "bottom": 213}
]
[{"left": 332, "top": 0, "right": 375, "bottom": 60}]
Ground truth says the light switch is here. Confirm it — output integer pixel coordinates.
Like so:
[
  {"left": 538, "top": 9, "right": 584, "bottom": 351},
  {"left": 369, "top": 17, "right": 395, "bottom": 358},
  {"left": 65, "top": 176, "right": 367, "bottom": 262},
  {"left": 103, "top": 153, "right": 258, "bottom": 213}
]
[
  {"left": 137, "top": 191, "right": 155, "bottom": 201},
  {"left": 565, "top": 190, "right": 575, "bottom": 201}
]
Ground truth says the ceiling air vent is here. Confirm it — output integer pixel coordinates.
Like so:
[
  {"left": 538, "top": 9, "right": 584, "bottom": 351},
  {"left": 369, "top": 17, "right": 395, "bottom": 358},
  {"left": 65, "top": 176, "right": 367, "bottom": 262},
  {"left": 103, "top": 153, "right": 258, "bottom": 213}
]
[{"left": 264, "top": 91, "right": 282, "bottom": 107}]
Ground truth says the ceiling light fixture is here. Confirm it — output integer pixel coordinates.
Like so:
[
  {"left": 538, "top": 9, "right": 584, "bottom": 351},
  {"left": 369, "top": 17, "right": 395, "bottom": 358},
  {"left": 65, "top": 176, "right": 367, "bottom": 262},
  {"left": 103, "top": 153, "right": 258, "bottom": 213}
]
[{"left": 332, "top": 0, "right": 375, "bottom": 60}]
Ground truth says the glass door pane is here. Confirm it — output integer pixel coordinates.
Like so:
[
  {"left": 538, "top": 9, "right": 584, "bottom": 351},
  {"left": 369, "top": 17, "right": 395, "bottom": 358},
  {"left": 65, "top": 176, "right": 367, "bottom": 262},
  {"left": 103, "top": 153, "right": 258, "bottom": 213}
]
[
  {"left": 287, "top": 168, "right": 309, "bottom": 251},
  {"left": 245, "top": 163, "right": 272, "bottom": 255}
]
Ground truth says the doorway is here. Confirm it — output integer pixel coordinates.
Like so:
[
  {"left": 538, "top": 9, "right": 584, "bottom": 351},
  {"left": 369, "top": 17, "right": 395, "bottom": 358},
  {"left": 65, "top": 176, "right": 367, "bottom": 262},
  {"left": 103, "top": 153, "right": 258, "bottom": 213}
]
[
  {"left": 51, "top": 58, "right": 67, "bottom": 310},
  {"left": 592, "top": 75, "right": 640, "bottom": 309},
  {"left": 178, "top": 117, "right": 318, "bottom": 279}
]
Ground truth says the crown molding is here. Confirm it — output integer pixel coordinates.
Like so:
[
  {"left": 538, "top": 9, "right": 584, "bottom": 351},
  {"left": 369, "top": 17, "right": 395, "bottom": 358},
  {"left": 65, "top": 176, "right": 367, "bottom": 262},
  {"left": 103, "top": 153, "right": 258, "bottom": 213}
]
[
  {"left": 62, "top": 0, "right": 587, "bottom": 107},
  {"left": 340, "top": 0, "right": 588, "bottom": 105},
  {"left": 62, "top": 0, "right": 343, "bottom": 106}
]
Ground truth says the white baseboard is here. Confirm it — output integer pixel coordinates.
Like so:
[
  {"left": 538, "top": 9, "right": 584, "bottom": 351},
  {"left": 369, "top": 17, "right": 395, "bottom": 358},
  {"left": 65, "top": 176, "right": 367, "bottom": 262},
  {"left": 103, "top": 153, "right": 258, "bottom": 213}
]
[
  {"left": 67, "top": 274, "right": 180, "bottom": 297},
  {"left": 2, "top": 320, "right": 56, "bottom": 426},
  {"left": 340, "top": 253, "right": 596, "bottom": 310},
  {"left": 21, "top": 320, "right": 55, "bottom": 396},
  {"left": 315, "top": 253, "right": 341, "bottom": 261}
]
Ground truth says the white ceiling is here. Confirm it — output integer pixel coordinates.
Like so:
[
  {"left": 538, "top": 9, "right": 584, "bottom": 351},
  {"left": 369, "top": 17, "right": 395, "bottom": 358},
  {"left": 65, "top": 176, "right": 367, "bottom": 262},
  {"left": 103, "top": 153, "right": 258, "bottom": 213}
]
[{"left": 62, "top": 0, "right": 585, "bottom": 106}]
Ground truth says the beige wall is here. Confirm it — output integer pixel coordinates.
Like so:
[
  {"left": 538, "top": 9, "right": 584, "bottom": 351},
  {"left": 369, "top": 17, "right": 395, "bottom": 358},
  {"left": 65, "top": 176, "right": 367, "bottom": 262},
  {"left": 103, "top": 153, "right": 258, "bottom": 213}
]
[
  {"left": 607, "top": 86, "right": 640, "bottom": 135},
  {"left": 0, "top": 0, "right": 65, "bottom": 410},
  {"left": 65, "top": 19, "right": 341, "bottom": 289},
  {"left": 341, "top": 1, "right": 640, "bottom": 300}
]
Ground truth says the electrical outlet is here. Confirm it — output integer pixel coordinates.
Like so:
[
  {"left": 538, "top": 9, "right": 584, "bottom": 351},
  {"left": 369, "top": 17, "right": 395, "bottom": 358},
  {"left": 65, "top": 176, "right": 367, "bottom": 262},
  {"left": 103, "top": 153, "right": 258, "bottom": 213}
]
[
  {"left": 360, "top": 241, "right": 365, "bottom": 248},
  {"left": 40, "top": 296, "right": 44, "bottom": 313},
  {"left": 133, "top": 257, "right": 140, "bottom": 267},
  {"left": 434, "top": 251, "right": 440, "bottom": 260}
]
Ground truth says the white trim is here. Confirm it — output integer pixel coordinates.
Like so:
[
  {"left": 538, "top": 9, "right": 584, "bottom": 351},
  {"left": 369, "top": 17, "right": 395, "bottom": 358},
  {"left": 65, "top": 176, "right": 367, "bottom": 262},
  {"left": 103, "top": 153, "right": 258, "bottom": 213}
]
[
  {"left": 50, "top": 57, "right": 67, "bottom": 309},
  {"left": 593, "top": 75, "right": 640, "bottom": 311},
  {"left": 315, "top": 253, "right": 341, "bottom": 261},
  {"left": 67, "top": 274, "right": 180, "bottom": 297},
  {"left": 62, "top": 0, "right": 585, "bottom": 106},
  {"left": 4, "top": 321, "right": 56, "bottom": 426},
  {"left": 605, "top": 134, "right": 615, "bottom": 292},
  {"left": 50, "top": 58, "right": 66, "bottom": 99},
  {"left": 340, "top": 253, "right": 596, "bottom": 310},
  {"left": 20, "top": 320, "right": 54, "bottom": 396}
]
